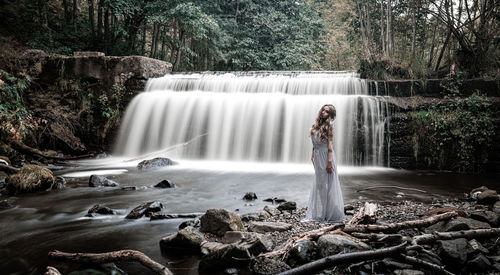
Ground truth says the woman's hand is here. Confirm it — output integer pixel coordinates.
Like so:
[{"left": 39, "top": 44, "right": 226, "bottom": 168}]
[{"left": 326, "top": 162, "right": 333, "bottom": 173}]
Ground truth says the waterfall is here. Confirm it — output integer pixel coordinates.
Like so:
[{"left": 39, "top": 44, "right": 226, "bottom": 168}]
[{"left": 114, "top": 72, "right": 389, "bottom": 165}]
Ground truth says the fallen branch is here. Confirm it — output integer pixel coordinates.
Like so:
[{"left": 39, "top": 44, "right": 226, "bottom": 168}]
[
  {"left": 277, "top": 242, "right": 407, "bottom": 275},
  {"left": 9, "top": 140, "right": 92, "bottom": 160},
  {"left": 260, "top": 223, "right": 344, "bottom": 258},
  {"left": 358, "top": 185, "right": 427, "bottom": 193},
  {"left": 397, "top": 254, "right": 455, "bottom": 275},
  {"left": 343, "top": 212, "right": 458, "bottom": 234},
  {"left": 44, "top": 266, "right": 62, "bottom": 275},
  {"left": 350, "top": 232, "right": 406, "bottom": 245},
  {"left": 125, "top": 133, "right": 208, "bottom": 162},
  {"left": 0, "top": 163, "right": 20, "bottom": 174},
  {"left": 48, "top": 249, "right": 172, "bottom": 275},
  {"left": 411, "top": 228, "right": 500, "bottom": 246}
]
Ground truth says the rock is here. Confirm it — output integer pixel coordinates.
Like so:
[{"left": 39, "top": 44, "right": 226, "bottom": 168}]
[
  {"left": 381, "top": 259, "right": 413, "bottom": 270},
  {"left": 125, "top": 201, "right": 163, "bottom": 219},
  {"left": 277, "top": 201, "right": 296, "bottom": 211},
  {"left": 242, "top": 192, "right": 257, "bottom": 201},
  {"left": 51, "top": 176, "right": 66, "bottom": 190},
  {"left": 470, "top": 210, "right": 498, "bottom": 226},
  {"left": 7, "top": 164, "right": 55, "bottom": 194},
  {"left": 179, "top": 219, "right": 201, "bottom": 230},
  {"left": 241, "top": 211, "right": 270, "bottom": 222},
  {"left": 95, "top": 152, "right": 108, "bottom": 159},
  {"left": 287, "top": 239, "right": 316, "bottom": 264},
  {"left": 393, "top": 270, "right": 425, "bottom": 275},
  {"left": 248, "top": 221, "right": 292, "bottom": 233},
  {"left": 264, "top": 205, "right": 281, "bottom": 216},
  {"left": 424, "top": 207, "right": 467, "bottom": 217},
  {"left": 493, "top": 201, "right": 500, "bottom": 215},
  {"left": 470, "top": 186, "right": 489, "bottom": 199},
  {"left": 426, "top": 217, "right": 491, "bottom": 232},
  {"left": 317, "top": 234, "right": 370, "bottom": 257},
  {"left": 477, "top": 189, "right": 499, "bottom": 204},
  {"left": 467, "top": 239, "right": 489, "bottom": 255},
  {"left": 467, "top": 254, "right": 491, "bottom": 271},
  {"left": 137, "top": 157, "right": 174, "bottom": 171},
  {"left": 224, "top": 268, "right": 238, "bottom": 275},
  {"left": 344, "top": 204, "right": 355, "bottom": 211},
  {"left": 74, "top": 51, "right": 105, "bottom": 57},
  {"left": 263, "top": 197, "right": 286, "bottom": 204},
  {"left": 154, "top": 180, "right": 175, "bottom": 188},
  {"left": 199, "top": 236, "right": 267, "bottom": 272},
  {"left": 0, "top": 171, "right": 7, "bottom": 189},
  {"left": 150, "top": 212, "right": 199, "bottom": 221},
  {"left": 88, "top": 175, "right": 119, "bottom": 187},
  {"left": 0, "top": 197, "right": 18, "bottom": 210},
  {"left": 437, "top": 238, "right": 468, "bottom": 265},
  {"left": 86, "top": 204, "right": 116, "bottom": 217},
  {"left": 222, "top": 231, "right": 271, "bottom": 251},
  {"left": 159, "top": 226, "right": 205, "bottom": 253},
  {"left": 200, "top": 209, "right": 244, "bottom": 236}
]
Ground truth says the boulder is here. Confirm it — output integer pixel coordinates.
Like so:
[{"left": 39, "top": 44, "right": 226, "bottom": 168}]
[
  {"left": 199, "top": 236, "right": 267, "bottom": 272},
  {"left": 88, "top": 175, "right": 119, "bottom": 187},
  {"left": 241, "top": 211, "right": 270, "bottom": 222},
  {"left": 470, "top": 186, "right": 489, "bottom": 199},
  {"left": 86, "top": 204, "right": 116, "bottom": 217},
  {"left": 263, "top": 205, "right": 281, "bottom": 216},
  {"left": 317, "top": 234, "right": 370, "bottom": 257},
  {"left": 467, "top": 254, "right": 492, "bottom": 272},
  {"left": 263, "top": 197, "right": 286, "bottom": 204},
  {"left": 287, "top": 239, "right": 316, "bottom": 264},
  {"left": 200, "top": 209, "right": 244, "bottom": 236},
  {"left": 154, "top": 180, "right": 175, "bottom": 188},
  {"left": 477, "top": 189, "right": 499, "bottom": 204},
  {"left": 7, "top": 164, "right": 55, "bottom": 194},
  {"left": 242, "top": 192, "right": 257, "bottom": 201},
  {"left": 0, "top": 197, "right": 18, "bottom": 210},
  {"left": 248, "top": 221, "right": 292, "bottom": 233},
  {"left": 277, "top": 201, "right": 296, "bottom": 211},
  {"left": 159, "top": 226, "right": 205, "bottom": 253},
  {"left": 437, "top": 238, "right": 468, "bottom": 265},
  {"left": 222, "top": 231, "right": 272, "bottom": 251},
  {"left": 137, "top": 157, "right": 174, "bottom": 171},
  {"left": 425, "top": 217, "right": 491, "bottom": 233},
  {"left": 125, "top": 201, "right": 163, "bottom": 219},
  {"left": 493, "top": 201, "right": 500, "bottom": 215},
  {"left": 470, "top": 210, "right": 498, "bottom": 227}
]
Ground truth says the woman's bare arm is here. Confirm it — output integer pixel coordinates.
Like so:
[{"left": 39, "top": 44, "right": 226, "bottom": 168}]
[{"left": 326, "top": 126, "right": 334, "bottom": 173}]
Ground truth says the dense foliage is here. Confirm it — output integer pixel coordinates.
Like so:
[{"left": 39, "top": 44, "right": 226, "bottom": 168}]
[
  {"left": 410, "top": 94, "right": 495, "bottom": 173},
  {"left": 1, "top": 0, "right": 497, "bottom": 76}
]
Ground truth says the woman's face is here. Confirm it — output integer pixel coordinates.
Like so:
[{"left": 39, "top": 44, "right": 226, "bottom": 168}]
[{"left": 321, "top": 106, "right": 330, "bottom": 119}]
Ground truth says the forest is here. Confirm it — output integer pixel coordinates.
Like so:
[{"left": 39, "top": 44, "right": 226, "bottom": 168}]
[{"left": 1, "top": 0, "right": 498, "bottom": 77}]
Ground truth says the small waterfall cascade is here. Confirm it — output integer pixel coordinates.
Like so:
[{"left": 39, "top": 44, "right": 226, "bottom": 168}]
[{"left": 114, "top": 71, "right": 389, "bottom": 165}]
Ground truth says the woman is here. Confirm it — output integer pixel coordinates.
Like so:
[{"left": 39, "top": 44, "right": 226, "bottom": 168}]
[{"left": 304, "top": 104, "right": 345, "bottom": 223}]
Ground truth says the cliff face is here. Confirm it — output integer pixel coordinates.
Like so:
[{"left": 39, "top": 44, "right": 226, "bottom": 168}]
[{"left": 7, "top": 50, "right": 172, "bottom": 154}]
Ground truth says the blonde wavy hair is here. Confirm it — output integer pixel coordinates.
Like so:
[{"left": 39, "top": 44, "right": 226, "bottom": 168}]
[{"left": 310, "top": 104, "right": 336, "bottom": 141}]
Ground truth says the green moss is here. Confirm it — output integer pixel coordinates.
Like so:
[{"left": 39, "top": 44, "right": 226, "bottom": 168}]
[{"left": 409, "top": 94, "right": 495, "bottom": 173}]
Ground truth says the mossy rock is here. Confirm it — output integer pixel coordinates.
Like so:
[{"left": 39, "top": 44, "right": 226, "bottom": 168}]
[{"left": 7, "top": 164, "right": 55, "bottom": 194}]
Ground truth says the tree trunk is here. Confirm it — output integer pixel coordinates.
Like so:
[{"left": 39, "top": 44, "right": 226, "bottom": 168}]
[
  {"left": 63, "top": 0, "right": 71, "bottom": 24},
  {"left": 434, "top": 30, "right": 451, "bottom": 71},
  {"left": 104, "top": 8, "right": 109, "bottom": 53},
  {"left": 380, "top": 0, "right": 385, "bottom": 54},
  {"left": 88, "top": 0, "right": 95, "bottom": 47},
  {"left": 160, "top": 26, "right": 166, "bottom": 60},
  {"left": 410, "top": 3, "right": 417, "bottom": 62},
  {"left": 97, "top": 0, "right": 104, "bottom": 44},
  {"left": 386, "top": 0, "right": 393, "bottom": 57},
  {"left": 141, "top": 21, "right": 147, "bottom": 54},
  {"left": 73, "top": 0, "right": 78, "bottom": 31}
]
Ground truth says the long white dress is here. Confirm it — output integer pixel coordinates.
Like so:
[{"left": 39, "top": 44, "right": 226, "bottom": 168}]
[{"left": 304, "top": 132, "right": 346, "bottom": 223}]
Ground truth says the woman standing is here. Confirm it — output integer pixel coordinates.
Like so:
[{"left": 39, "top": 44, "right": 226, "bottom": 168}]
[{"left": 304, "top": 104, "right": 346, "bottom": 223}]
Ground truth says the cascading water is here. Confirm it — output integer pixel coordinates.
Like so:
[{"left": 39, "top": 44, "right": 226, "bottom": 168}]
[{"left": 114, "top": 71, "right": 389, "bottom": 165}]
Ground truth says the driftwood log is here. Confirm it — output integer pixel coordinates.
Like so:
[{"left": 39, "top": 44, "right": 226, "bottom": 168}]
[
  {"left": 277, "top": 242, "right": 407, "bottom": 275},
  {"left": 411, "top": 228, "right": 500, "bottom": 246},
  {"left": 48, "top": 250, "right": 172, "bottom": 275},
  {"left": 348, "top": 202, "right": 378, "bottom": 225},
  {"left": 9, "top": 140, "right": 92, "bottom": 160}
]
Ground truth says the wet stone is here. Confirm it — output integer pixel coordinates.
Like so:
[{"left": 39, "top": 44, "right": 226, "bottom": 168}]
[
  {"left": 125, "top": 201, "right": 163, "bottom": 219},
  {"left": 263, "top": 197, "right": 286, "bottom": 204},
  {"left": 179, "top": 218, "right": 201, "bottom": 230},
  {"left": 86, "top": 204, "right": 116, "bottom": 217},
  {"left": 154, "top": 180, "right": 175, "bottom": 188},
  {"left": 242, "top": 192, "right": 257, "bottom": 201},
  {"left": 467, "top": 254, "right": 491, "bottom": 271},
  {"left": 277, "top": 201, "right": 296, "bottom": 211},
  {"left": 51, "top": 176, "right": 66, "bottom": 190},
  {"left": 88, "top": 175, "right": 119, "bottom": 187},
  {"left": 137, "top": 157, "right": 175, "bottom": 171}
]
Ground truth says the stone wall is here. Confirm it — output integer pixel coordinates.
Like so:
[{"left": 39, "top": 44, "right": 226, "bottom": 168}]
[{"left": 18, "top": 50, "right": 172, "bottom": 153}]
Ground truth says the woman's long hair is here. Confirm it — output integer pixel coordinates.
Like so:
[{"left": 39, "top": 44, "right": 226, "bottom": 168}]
[{"left": 310, "top": 104, "right": 336, "bottom": 141}]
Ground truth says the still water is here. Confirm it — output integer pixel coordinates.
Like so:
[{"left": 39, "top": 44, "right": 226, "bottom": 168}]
[{"left": 0, "top": 158, "right": 497, "bottom": 274}]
